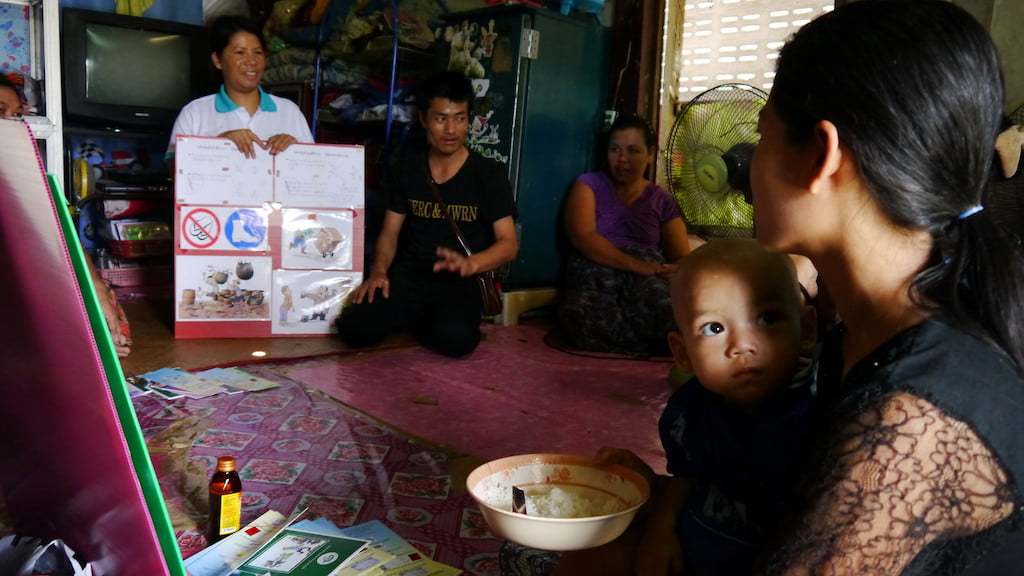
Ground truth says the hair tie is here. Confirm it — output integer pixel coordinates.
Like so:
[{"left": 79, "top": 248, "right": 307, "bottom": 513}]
[{"left": 958, "top": 205, "right": 984, "bottom": 219}]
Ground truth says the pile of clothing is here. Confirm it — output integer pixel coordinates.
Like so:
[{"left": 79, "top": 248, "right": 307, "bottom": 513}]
[{"left": 260, "top": 0, "right": 443, "bottom": 126}]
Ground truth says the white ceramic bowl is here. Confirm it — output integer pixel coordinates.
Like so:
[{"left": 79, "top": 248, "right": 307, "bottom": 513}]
[{"left": 466, "top": 453, "right": 650, "bottom": 551}]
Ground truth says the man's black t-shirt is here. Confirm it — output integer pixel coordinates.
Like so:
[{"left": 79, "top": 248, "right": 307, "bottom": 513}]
[{"left": 388, "top": 150, "right": 515, "bottom": 270}]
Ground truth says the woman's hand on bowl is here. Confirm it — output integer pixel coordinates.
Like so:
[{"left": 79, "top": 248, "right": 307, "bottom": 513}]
[{"left": 596, "top": 447, "right": 656, "bottom": 487}]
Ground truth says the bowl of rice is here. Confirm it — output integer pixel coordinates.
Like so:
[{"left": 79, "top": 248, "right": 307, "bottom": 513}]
[{"left": 466, "top": 453, "right": 650, "bottom": 551}]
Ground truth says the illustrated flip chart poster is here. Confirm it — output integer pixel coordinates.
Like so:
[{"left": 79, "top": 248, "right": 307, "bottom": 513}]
[{"left": 174, "top": 136, "right": 364, "bottom": 338}]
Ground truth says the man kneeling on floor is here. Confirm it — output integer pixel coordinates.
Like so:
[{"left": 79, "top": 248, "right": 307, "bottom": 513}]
[{"left": 335, "top": 70, "right": 517, "bottom": 358}]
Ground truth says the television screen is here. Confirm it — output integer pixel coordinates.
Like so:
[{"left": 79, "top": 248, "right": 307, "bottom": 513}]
[
  {"left": 84, "top": 23, "right": 192, "bottom": 111},
  {"left": 62, "top": 8, "right": 209, "bottom": 130}
]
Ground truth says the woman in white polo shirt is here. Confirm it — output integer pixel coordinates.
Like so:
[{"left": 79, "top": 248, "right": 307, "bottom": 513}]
[{"left": 166, "top": 15, "right": 313, "bottom": 167}]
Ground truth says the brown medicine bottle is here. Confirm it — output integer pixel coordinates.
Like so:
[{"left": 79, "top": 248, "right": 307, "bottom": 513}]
[{"left": 208, "top": 456, "right": 243, "bottom": 542}]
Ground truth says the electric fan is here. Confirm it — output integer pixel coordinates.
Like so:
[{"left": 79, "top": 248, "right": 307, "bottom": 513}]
[
  {"left": 70, "top": 157, "right": 95, "bottom": 215},
  {"left": 665, "top": 83, "right": 768, "bottom": 239}
]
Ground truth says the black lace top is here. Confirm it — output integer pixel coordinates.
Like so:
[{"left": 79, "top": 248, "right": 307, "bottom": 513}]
[{"left": 762, "top": 316, "right": 1024, "bottom": 575}]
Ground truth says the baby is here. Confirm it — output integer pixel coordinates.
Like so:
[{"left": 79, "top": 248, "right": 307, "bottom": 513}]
[{"left": 555, "top": 237, "right": 817, "bottom": 576}]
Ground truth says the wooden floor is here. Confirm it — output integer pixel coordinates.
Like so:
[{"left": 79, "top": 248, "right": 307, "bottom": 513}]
[
  {"left": 118, "top": 297, "right": 355, "bottom": 377},
  {"left": 116, "top": 296, "right": 490, "bottom": 492}
]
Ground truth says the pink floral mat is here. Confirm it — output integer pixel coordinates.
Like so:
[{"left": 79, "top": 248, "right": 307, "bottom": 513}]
[
  {"left": 132, "top": 364, "right": 501, "bottom": 575},
  {"left": 268, "top": 322, "right": 673, "bottom": 473}
]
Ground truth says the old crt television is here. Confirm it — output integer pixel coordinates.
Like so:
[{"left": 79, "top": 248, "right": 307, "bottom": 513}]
[{"left": 62, "top": 8, "right": 210, "bottom": 130}]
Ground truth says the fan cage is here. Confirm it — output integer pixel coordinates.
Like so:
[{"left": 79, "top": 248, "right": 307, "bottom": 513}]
[{"left": 665, "top": 83, "right": 767, "bottom": 240}]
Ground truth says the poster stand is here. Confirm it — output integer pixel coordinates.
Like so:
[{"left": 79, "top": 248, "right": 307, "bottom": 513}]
[{"left": 172, "top": 136, "right": 365, "bottom": 338}]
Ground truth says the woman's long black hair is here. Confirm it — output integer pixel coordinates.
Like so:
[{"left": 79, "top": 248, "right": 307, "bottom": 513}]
[{"left": 771, "top": 0, "right": 1024, "bottom": 374}]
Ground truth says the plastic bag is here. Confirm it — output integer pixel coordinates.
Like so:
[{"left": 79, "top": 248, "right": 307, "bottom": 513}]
[{"left": 0, "top": 535, "right": 93, "bottom": 576}]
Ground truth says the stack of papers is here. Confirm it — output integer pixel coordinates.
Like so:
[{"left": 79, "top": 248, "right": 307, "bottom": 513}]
[
  {"left": 129, "top": 366, "right": 280, "bottom": 400},
  {"left": 232, "top": 525, "right": 368, "bottom": 576},
  {"left": 196, "top": 367, "right": 282, "bottom": 393},
  {"left": 184, "top": 512, "right": 462, "bottom": 576},
  {"left": 183, "top": 510, "right": 291, "bottom": 576},
  {"left": 334, "top": 520, "right": 461, "bottom": 576}
]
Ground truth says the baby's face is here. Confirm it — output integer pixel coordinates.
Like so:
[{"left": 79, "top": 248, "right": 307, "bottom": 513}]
[{"left": 677, "top": 266, "right": 804, "bottom": 407}]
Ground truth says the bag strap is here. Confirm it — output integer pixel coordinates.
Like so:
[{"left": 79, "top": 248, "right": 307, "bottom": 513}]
[{"left": 423, "top": 155, "right": 474, "bottom": 257}]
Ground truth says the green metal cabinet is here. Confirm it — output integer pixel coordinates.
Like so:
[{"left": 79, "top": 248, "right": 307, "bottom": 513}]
[{"left": 437, "top": 6, "right": 610, "bottom": 288}]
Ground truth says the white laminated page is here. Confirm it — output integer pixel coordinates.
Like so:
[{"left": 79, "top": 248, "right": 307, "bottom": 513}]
[
  {"left": 174, "top": 136, "right": 275, "bottom": 206},
  {"left": 274, "top": 143, "right": 364, "bottom": 209}
]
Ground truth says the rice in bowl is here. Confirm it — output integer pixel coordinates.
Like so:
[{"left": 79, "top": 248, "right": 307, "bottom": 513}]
[{"left": 479, "top": 482, "right": 626, "bottom": 518}]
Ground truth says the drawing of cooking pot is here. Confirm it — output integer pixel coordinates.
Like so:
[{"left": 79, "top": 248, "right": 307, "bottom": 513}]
[
  {"left": 236, "top": 261, "right": 254, "bottom": 280},
  {"left": 246, "top": 290, "right": 265, "bottom": 306}
]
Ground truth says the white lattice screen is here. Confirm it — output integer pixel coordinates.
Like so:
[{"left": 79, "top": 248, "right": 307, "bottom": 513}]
[{"left": 677, "top": 0, "right": 834, "bottom": 97}]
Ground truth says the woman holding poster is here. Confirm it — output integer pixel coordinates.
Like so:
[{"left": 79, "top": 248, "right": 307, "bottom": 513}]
[{"left": 165, "top": 15, "right": 313, "bottom": 168}]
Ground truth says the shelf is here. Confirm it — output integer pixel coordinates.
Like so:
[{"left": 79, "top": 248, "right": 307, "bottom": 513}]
[
  {"left": 340, "top": 42, "right": 434, "bottom": 69},
  {"left": 23, "top": 115, "right": 56, "bottom": 139},
  {"left": 315, "top": 117, "right": 413, "bottom": 129},
  {"left": 108, "top": 239, "right": 173, "bottom": 259},
  {"left": 65, "top": 124, "right": 171, "bottom": 139},
  {"left": 100, "top": 263, "right": 172, "bottom": 287}
]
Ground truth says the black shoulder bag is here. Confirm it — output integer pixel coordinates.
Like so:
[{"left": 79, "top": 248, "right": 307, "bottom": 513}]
[{"left": 423, "top": 159, "right": 504, "bottom": 316}]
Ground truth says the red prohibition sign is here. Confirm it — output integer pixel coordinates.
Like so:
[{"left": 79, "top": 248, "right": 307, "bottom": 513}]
[{"left": 182, "top": 208, "right": 220, "bottom": 249}]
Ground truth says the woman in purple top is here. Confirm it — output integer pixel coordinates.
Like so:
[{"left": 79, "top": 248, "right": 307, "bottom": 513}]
[{"left": 557, "top": 114, "right": 692, "bottom": 354}]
